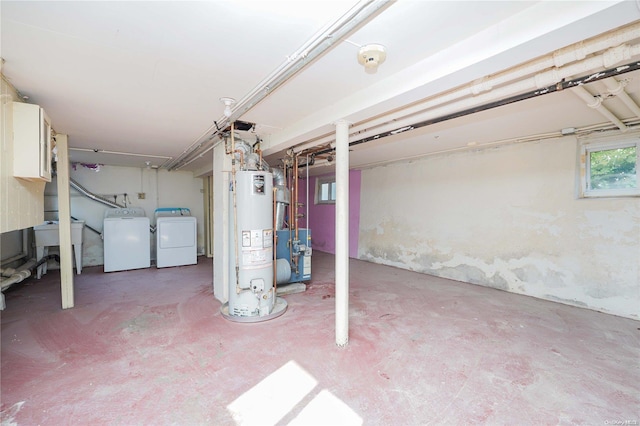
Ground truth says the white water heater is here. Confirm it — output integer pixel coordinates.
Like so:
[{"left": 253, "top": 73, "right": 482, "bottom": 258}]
[{"left": 222, "top": 170, "right": 287, "bottom": 322}]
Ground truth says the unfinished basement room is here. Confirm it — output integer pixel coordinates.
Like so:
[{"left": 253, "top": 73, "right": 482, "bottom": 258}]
[{"left": 1, "top": 1, "right": 639, "bottom": 425}]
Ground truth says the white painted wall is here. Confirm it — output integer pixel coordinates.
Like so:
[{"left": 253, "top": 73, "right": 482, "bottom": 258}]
[
  {"left": 44, "top": 165, "right": 204, "bottom": 267},
  {"left": 359, "top": 136, "right": 639, "bottom": 319}
]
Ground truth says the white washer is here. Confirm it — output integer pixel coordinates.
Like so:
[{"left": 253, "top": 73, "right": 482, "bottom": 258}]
[
  {"left": 103, "top": 207, "right": 150, "bottom": 272},
  {"left": 155, "top": 208, "right": 197, "bottom": 268}
]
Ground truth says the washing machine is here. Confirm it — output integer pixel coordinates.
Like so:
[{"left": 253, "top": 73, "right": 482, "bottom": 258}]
[
  {"left": 155, "top": 208, "right": 197, "bottom": 268},
  {"left": 103, "top": 207, "right": 150, "bottom": 272}
]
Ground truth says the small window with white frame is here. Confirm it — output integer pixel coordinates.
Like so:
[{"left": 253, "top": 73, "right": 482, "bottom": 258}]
[
  {"left": 579, "top": 134, "right": 639, "bottom": 198},
  {"left": 315, "top": 176, "right": 336, "bottom": 204}
]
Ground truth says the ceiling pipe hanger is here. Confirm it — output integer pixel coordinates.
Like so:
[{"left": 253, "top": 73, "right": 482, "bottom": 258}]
[{"left": 167, "top": 0, "right": 396, "bottom": 171}]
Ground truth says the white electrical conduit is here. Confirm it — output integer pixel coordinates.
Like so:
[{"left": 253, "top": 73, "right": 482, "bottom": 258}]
[
  {"left": 603, "top": 77, "right": 640, "bottom": 119},
  {"left": 168, "top": 0, "right": 396, "bottom": 171},
  {"left": 69, "top": 148, "right": 172, "bottom": 164},
  {"left": 301, "top": 42, "right": 640, "bottom": 150},
  {"left": 571, "top": 85, "right": 628, "bottom": 131},
  {"left": 312, "top": 119, "right": 640, "bottom": 173}
]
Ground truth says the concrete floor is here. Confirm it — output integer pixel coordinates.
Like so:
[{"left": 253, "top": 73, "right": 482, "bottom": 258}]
[{"left": 1, "top": 251, "right": 638, "bottom": 425}]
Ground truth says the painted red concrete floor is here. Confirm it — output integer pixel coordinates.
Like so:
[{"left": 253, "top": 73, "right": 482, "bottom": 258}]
[{"left": 1, "top": 251, "right": 638, "bottom": 425}]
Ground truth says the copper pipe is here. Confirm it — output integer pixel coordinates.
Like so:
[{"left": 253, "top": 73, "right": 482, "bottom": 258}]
[
  {"left": 296, "top": 143, "right": 333, "bottom": 158},
  {"left": 233, "top": 149, "right": 244, "bottom": 170},
  {"left": 287, "top": 163, "right": 293, "bottom": 267},
  {"left": 230, "top": 126, "right": 241, "bottom": 293},
  {"left": 293, "top": 154, "right": 300, "bottom": 272},
  {"left": 272, "top": 186, "right": 278, "bottom": 297},
  {"left": 294, "top": 154, "right": 299, "bottom": 241}
]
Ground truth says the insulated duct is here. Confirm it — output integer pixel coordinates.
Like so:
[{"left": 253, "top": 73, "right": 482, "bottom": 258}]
[
  {"left": 272, "top": 168, "right": 290, "bottom": 231},
  {"left": 296, "top": 24, "right": 640, "bottom": 153},
  {"left": 311, "top": 60, "right": 640, "bottom": 157}
]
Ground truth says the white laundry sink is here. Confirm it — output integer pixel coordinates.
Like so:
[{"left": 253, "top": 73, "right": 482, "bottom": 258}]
[
  {"left": 34, "top": 220, "right": 85, "bottom": 246},
  {"left": 33, "top": 220, "right": 85, "bottom": 277}
]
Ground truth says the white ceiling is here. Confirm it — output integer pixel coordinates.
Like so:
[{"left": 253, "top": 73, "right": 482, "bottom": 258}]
[{"left": 2, "top": 1, "right": 640, "bottom": 176}]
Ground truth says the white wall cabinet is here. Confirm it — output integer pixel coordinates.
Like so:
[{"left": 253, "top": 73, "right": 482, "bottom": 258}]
[{"left": 12, "top": 102, "right": 52, "bottom": 182}]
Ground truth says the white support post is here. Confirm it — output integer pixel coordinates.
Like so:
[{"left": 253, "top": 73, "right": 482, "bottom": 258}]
[
  {"left": 335, "top": 120, "right": 350, "bottom": 347},
  {"left": 56, "top": 134, "right": 74, "bottom": 309}
]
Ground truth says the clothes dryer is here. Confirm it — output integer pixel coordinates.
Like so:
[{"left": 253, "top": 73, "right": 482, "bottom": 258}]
[{"left": 155, "top": 208, "right": 197, "bottom": 268}]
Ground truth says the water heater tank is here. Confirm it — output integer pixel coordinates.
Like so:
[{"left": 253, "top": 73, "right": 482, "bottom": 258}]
[{"left": 224, "top": 170, "right": 287, "bottom": 321}]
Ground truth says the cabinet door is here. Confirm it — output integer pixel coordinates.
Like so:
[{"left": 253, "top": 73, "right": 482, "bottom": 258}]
[
  {"left": 12, "top": 102, "right": 52, "bottom": 182},
  {"left": 39, "top": 110, "right": 52, "bottom": 181}
]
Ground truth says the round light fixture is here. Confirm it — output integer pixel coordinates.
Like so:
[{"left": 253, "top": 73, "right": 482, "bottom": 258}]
[{"left": 220, "top": 97, "right": 236, "bottom": 117}]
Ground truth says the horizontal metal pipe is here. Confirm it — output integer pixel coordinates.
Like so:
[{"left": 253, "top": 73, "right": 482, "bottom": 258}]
[
  {"left": 69, "top": 148, "right": 171, "bottom": 160},
  {"left": 298, "top": 34, "right": 640, "bottom": 152},
  {"left": 70, "top": 178, "right": 124, "bottom": 208},
  {"left": 168, "top": 0, "right": 395, "bottom": 171},
  {"left": 312, "top": 60, "right": 640, "bottom": 156}
]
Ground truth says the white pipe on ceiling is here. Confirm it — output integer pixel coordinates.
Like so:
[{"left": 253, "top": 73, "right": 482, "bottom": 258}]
[
  {"left": 300, "top": 41, "right": 640, "bottom": 151},
  {"left": 571, "top": 85, "right": 628, "bottom": 132},
  {"left": 603, "top": 77, "right": 640, "bottom": 119},
  {"left": 69, "top": 148, "right": 171, "bottom": 160},
  {"left": 168, "top": 0, "right": 396, "bottom": 171}
]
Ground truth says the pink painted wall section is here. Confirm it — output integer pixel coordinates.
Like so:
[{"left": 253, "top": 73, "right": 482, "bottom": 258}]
[{"left": 297, "top": 170, "right": 361, "bottom": 258}]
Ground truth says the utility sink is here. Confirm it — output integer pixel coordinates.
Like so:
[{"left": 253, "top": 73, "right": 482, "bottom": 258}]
[{"left": 33, "top": 220, "right": 85, "bottom": 278}]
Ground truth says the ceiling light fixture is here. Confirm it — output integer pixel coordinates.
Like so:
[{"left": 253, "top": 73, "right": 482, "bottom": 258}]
[
  {"left": 358, "top": 43, "right": 387, "bottom": 74},
  {"left": 220, "top": 97, "right": 236, "bottom": 118}
]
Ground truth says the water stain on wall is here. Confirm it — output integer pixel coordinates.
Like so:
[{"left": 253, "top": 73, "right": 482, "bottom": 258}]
[{"left": 358, "top": 137, "right": 639, "bottom": 319}]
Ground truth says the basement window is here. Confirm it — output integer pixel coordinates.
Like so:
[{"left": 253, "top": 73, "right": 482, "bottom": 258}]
[
  {"left": 315, "top": 176, "right": 336, "bottom": 204},
  {"left": 580, "top": 135, "right": 639, "bottom": 198}
]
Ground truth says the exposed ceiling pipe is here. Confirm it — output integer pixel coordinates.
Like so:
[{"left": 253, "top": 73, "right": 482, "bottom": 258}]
[
  {"left": 167, "top": 0, "right": 396, "bottom": 171},
  {"left": 310, "top": 60, "right": 640, "bottom": 157},
  {"left": 571, "top": 85, "right": 628, "bottom": 132},
  {"left": 69, "top": 148, "right": 172, "bottom": 161},
  {"left": 295, "top": 23, "right": 640, "bottom": 152},
  {"left": 602, "top": 77, "right": 640, "bottom": 119},
  {"left": 301, "top": 42, "right": 640, "bottom": 153},
  {"left": 349, "top": 123, "right": 640, "bottom": 172},
  {"left": 69, "top": 178, "right": 124, "bottom": 208}
]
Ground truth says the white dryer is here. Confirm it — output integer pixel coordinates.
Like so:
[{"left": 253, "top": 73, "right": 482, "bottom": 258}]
[
  {"left": 103, "top": 207, "right": 150, "bottom": 272},
  {"left": 155, "top": 208, "right": 197, "bottom": 268}
]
